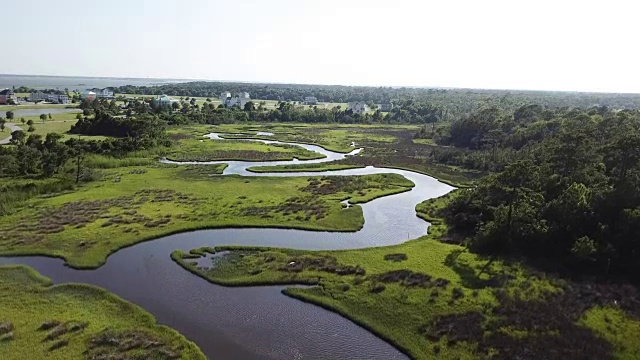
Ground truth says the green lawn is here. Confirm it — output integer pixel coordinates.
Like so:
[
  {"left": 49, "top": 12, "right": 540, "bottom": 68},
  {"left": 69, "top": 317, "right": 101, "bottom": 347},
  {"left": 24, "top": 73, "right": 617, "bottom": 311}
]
[
  {"left": 172, "top": 193, "right": 640, "bottom": 360},
  {"left": 0, "top": 265, "right": 204, "bottom": 359},
  {"left": 17, "top": 119, "right": 108, "bottom": 141},
  {"left": 0, "top": 164, "right": 414, "bottom": 268}
]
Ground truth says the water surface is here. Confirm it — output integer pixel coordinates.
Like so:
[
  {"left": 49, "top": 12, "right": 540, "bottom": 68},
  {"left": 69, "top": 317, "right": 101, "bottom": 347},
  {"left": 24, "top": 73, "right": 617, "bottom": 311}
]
[{"left": 0, "top": 133, "right": 454, "bottom": 359}]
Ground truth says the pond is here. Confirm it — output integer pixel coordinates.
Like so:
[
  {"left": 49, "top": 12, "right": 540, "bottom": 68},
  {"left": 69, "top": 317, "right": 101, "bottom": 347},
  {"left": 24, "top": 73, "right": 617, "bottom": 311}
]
[{"left": 6, "top": 107, "right": 81, "bottom": 118}]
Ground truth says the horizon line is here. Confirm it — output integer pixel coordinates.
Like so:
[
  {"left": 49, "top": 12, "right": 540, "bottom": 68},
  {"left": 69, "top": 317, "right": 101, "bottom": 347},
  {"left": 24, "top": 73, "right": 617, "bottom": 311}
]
[{"left": 2, "top": 72, "right": 640, "bottom": 96}]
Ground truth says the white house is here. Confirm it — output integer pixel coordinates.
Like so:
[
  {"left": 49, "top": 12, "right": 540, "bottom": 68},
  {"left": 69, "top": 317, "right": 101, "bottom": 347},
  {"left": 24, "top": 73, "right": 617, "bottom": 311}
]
[
  {"left": 83, "top": 88, "right": 114, "bottom": 99},
  {"left": 304, "top": 96, "right": 318, "bottom": 105},
  {"left": 219, "top": 91, "right": 251, "bottom": 109},
  {"left": 153, "top": 94, "right": 178, "bottom": 107},
  {"left": 29, "top": 92, "right": 69, "bottom": 104},
  {"left": 348, "top": 101, "right": 369, "bottom": 114}
]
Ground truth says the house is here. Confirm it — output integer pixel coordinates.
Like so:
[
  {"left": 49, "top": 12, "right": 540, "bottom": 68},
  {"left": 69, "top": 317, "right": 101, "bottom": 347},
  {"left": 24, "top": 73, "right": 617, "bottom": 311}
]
[
  {"left": 153, "top": 94, "right": 178, "bottom": 107},
  {"left": 304, "top": 96, "right": 318, "bottom": 105},
  {"left": 219, "top": 91, "right": 251, "bottom": 108},
  {"left": 0, "top": 89, "right": 16, "bottom": 105},
  {"left": 30, "top": 92, "right": 68, "bottom": 104},
  {"left": 378, "top": 103, "right": 394, "bottom": 112},
  {"left": 82, "top": 91, "right": 97, "bottom": 101},
  {"left": 347, "top": 101, "right": 369, "bottom": 114},
  {"left": 83, "top": 88, "right": 114, "bottom": 99},
  {"left": 48, "top": 94, "right": 69, "bottom": 104},
  {"left": 29, "top": 92, "right": 49, "bottom": 102}
]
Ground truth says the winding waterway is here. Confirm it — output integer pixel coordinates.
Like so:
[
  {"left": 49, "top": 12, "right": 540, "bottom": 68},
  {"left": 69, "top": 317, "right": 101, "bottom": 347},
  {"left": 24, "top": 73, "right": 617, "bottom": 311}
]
[{"left": 0, "top": 133, "right": 455, "bottom": 359}]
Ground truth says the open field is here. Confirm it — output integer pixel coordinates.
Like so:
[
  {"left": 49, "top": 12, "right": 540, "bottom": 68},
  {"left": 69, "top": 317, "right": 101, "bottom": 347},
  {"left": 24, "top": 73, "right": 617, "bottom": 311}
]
[
  {"left": 0, "top": 164, "right": 414, "bottom": 268},
  {"left": 173, "top": 194, "right": 640, "bottom": 360},
  {"left": 0, "top": 265, "right": 204, "bottom": 359},
  {"left": 14, "top": 119, "right": 108, "bottom": 141}
]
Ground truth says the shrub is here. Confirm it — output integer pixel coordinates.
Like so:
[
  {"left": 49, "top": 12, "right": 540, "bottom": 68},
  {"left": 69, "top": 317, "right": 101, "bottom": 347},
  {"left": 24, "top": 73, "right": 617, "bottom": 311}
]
[{"left": 383, "top": 253, "right": 408, "bottom": 262}]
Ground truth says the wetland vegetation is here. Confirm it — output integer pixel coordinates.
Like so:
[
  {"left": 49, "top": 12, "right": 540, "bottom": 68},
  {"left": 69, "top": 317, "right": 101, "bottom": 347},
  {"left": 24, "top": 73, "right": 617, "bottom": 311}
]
[
  {"left": 0, "top": 265, "right": 204, "bottom": 359},
  {"left": 2, "top": 83, "right": 640, "bottom": 360},
  {"left": 173, "top": 195, "right": 640, "bottom": 360},
  {"left": 0, "top": 165, "right": 412, "bottom": 268}
]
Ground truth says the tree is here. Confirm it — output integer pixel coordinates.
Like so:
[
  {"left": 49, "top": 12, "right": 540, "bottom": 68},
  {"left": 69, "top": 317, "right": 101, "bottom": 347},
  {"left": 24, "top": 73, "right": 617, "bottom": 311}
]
[
  {"left": 48, "top": 113, "right": 52, "bottom": 120},
  {"left": 26, "top": 119, "right": 34, "bottom": 126},
  {"left": 27, "top": 125, "right": 36, "bottom": 132},
  {"left": 5, "top": 111, "right": 14, "bottom": 120},
  {"left": 10, "top": 130, "right": 25, "bottom": 144},
  {"left": 172, "top": 101, "right": 180, "bottom": 111},
  {"left": 76, "top": 113, "right": 83, "bottom": 120},
  {"left": 244, "top": 101, "right": 254, "bottom": 111},
  {"left": 0, "top": 121, "right": 5, "bottom": 132},
  {"left": 20, "top": 118, "right": 25, "bottom": 124},
  {"left": 39, "top": 114, "right": 47, "bottom": 123},
  {"left": 41, "top": 133, "right": 69, "bottom": 177}
]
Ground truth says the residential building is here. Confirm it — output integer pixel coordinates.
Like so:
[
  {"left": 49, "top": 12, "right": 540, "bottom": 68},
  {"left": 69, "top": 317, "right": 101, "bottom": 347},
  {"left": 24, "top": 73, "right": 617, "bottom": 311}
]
[
  {"left": 304, "top": 96, "right": 318, "bottom": 105},
  {"left": 47, "top": 94, "right": 69, "bottom": 104},
  {"left": 347, "top": 101, "right": 369, "bottom": 114},
  {"left": 219, "top": 91, "right": 251, "bottom": 108},
  {"left": 0, "top": 89, "right": 16, "bottom": 105},
  {"left": 29, "top": 92, "right": 68, "bottom": 104},
  {"left": 29, "top": 91, "right": 49, "bottom": 102},
  {"left": 83, "top": 88, "right": 114, "bottom": 99},
  {"left": 378, "top": 103, "right": 394, "bottom": 112},
  {"left": 153, "top": 94, "right": 177, "bottom": 107},
  {"left": 82, "top": 91, "right": 97, "bottom": 101}
]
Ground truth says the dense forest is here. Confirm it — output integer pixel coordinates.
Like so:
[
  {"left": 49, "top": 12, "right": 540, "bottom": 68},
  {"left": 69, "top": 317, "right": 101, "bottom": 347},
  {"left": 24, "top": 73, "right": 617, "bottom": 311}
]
[{"left": 430, "top": 105, "right": 640, "bottom": 279}]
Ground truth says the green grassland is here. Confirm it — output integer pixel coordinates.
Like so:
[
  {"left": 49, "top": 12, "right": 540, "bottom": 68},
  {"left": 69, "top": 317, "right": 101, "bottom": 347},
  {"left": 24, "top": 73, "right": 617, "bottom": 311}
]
[
  {"left": 172, "top": 194, "right": 640, "bottom": 360},
  {"left": 0, "top": 265, "right": 204, "bottom": 359},
  {"left": 0, "top": 164, "right": 414, "bottom": 268},
  {"left": 17, "top": 119, "right": 108, "bottom": 141}
]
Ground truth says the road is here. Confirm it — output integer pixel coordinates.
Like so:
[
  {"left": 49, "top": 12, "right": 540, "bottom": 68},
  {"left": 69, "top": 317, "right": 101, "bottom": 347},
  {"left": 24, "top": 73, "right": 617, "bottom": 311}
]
[{"left": 0, "top": 123, "right": 22, "bottom": 145}]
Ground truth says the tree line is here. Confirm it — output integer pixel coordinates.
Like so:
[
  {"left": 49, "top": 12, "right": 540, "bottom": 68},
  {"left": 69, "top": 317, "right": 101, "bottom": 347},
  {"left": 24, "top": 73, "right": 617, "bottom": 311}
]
[{"left": 435, "top": 105, "right": 640, "bottom": 279}]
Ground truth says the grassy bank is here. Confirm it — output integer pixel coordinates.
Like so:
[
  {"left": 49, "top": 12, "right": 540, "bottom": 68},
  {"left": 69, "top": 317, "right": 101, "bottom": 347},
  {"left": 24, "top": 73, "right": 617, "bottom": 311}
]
[
  {"left": 0, "top": 265, "right": 204, "bottom": 359},
  {"left": 172, "top": 194, "right": 640, "bottom": 360},
  {"left": 0, "top": 164, "right": 414, "bottom": 268}
]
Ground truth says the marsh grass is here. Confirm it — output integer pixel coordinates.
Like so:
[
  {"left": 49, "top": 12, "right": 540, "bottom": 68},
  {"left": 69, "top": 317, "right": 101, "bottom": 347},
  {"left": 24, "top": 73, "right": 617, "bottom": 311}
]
[
  {"left": 172, "top": 195, "right": 640, "bottom": 360},
  {"left": 0, "top": 265, "right": 204, "bottom": 359},
  {"left": 0, "top": 167, "right": 413, "bottom": 268}
]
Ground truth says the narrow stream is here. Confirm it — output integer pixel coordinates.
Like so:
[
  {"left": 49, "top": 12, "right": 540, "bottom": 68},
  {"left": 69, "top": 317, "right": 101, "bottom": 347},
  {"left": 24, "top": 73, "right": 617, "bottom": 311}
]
[{"left": 0, "top": 133, "right": 455, "bottom": 360}]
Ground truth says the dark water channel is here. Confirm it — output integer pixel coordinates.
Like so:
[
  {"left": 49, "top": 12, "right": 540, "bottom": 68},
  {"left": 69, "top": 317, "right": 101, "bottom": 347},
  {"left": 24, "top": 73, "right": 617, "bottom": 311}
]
[{"left": 0, "top": 133, "right": 454, "bottom": 359}]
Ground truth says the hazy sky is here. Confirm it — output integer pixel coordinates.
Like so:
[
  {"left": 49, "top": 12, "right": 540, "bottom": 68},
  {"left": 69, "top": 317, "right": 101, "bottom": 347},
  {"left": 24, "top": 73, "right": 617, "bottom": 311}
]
[{"left": 4, "top": 0, "right": 639, "bottom": 92}]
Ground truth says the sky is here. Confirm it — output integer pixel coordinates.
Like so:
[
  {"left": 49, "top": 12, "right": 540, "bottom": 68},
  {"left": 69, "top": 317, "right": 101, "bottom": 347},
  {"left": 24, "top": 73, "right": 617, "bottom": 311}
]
[{"left": 3, "top": 0, "right": 640, "bottom": 93}]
